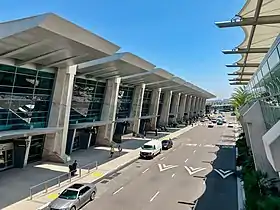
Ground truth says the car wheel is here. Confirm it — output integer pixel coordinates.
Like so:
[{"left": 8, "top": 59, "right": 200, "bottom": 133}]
[
  {"left": 90, "top": 191, "right": 96, "bottom": 201},
  {"left": 159, "top": 149, "right": 162, "bottom": 154},
  {"left": 70, "top": 206, "right": 76, "bottom": 210}
]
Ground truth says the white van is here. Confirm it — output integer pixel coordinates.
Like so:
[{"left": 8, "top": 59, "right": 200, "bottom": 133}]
[{"left": 140, "top": 140, "right": 162, "bottom": 159}]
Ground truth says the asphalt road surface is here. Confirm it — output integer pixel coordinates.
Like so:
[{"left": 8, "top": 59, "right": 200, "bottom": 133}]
[{"left": 82, "top": 122, "right": 238, "bottom": 210}]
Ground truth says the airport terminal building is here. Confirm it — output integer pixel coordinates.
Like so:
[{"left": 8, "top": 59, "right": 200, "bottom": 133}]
[
  {"left": 0, "top": 13, "right": 214, "bottom": 171},
  {"left": 216, "top": 0, "right": 280, "bottom": 178}
]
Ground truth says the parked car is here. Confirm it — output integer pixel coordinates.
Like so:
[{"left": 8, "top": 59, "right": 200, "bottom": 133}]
[
  {"left": 217, "top": 120, "right": 223, "bottom": 125},
  {"left": 211, "top": 119, "right": 217, "bottom": 123},
  {"left": 162, "top": 139, "right": 173, "bottom": 150},
  {"left": 228, "top": 122, "right": 234, "bottom": 128},
  {"left": 231, "top": 112, "right": 236, "bottom": 116},
  {"left": 140, "top": 140, "right": 162, "bottom": 159},
  {"left": 208, "top": 122, "right": 214, "bottom": 128},
  {"left": 48, "top": 183, "right": 97, "bottom": 210}
]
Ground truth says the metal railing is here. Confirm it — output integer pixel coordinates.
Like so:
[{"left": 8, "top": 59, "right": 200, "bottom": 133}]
[{"left": 29, "top": 161, "right": 98, "bottom": 200}]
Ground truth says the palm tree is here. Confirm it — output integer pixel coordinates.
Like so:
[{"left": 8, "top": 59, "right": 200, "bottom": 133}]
[{"left": 230, "top": 86, "right": 253, "bottom": 110}]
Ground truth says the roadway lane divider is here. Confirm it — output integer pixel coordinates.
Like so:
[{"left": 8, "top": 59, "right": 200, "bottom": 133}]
[
  {"left": 113, "top": 186, "right": 124, "bottom": 195},
  {"left": 150, "top": 191, "right": 160, "bottom": 202},
  {"left": 142, "top": 168, "right": 149, "bottom": 174}
]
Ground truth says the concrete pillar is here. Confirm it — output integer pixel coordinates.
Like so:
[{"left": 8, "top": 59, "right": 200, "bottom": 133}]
[
  {"left": 43, "top": 65, "right": 76, "bottom": 163},
  {"left": 129, "top": 84, "right": 146, "bottom": 134},
  {"left": 159, "top": 90, "right": 172, "bottom": 126},
  {"left": 196, "top": 97, "right": 202, "bottom": 116},
  {"left": 190, "top": 96, "right": 197, "bottom": 118},
  {"left": 23, "top": 136, "right": 32, "bottom": 167},
  {"left": 170, "top": 93, "right": 181, "bottom": 123},
  {"left": 149, "top": 88, "right": 161, "bottom": 130},
  {"left": 184, "top": 95, "right": 192, "bottom": 120},
  {"left": 202, "top": 98, "right": 206, "bottom": 115},
  {"left": 96, "top": 77, "right": 121, "bottom": 146},
  {"left": 178, "top": 94, "right": 187, "bottom": 122}
]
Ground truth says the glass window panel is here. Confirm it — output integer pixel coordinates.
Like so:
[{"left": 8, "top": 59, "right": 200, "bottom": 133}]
[
  {"left": 37, "top": 77, "right": 54, "bottom": 90},
  {"left": 0, "top": 64, "right": 16, "bottom": 73},
  {"left": 16, "top": 67, "right": 37, "bottom": 76},
  {"left": 257, "top": 69, "right": 263, "bottom": 82},
  {"left": 0, "top": 72, "right": 14, "bottom": 87},
  {"left": 38, "top": 71, "right": 55, "bottom": 79},
  {"left": 14, "top": 74, "right": 37, "bottom": 88},
  {"left": 262, "top": 62, "right": 270, "bottom": 77},
  {"left": 268, "top": 49, "right": 280, "bottom": 70}
]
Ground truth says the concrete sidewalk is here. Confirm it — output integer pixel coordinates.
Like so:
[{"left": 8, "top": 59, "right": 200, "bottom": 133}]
[{"left": 2, "top": 125, "right": 196, "bottom": 210}]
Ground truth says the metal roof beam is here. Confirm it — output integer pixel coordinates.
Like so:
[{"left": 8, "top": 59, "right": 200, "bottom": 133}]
[
  {"left": 222, "top": 48, "right": 269, "bottom": 54},
  {"left": 121, "top": 69, "right": 159, "bottom": 80},
  {"left": 16, "top": 49, "right": 66, "bottom": 66},
  {"left": 77, "top": 66, "right": 117, "bottom": 76},
  {"left": 0, "top": 41, "right": 47, "bottom": 58},
  {"left": 230, "top": 82, "right": 249, "bottom": 85},
  {"left": 226, "top": 63, "right": 259, "bottom": 68},
  {"left": 229, "top": 78, "right": 251, "bottom": 82},
  {"left": 161, "top": 85, "right": 182, "bottom": 90},
  {"left": 42, "top": 54, "right": 86, "bottom": 68},
  {"left": 228, "top": 72, "right": 254, "bottom": 76},
  {"left": 215, "top": 14, "right": 280, "bottom": 28}
]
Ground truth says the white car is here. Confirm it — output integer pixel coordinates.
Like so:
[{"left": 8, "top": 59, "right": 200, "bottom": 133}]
[
  {"left": 228, "top": 122, "right": 234, "bottom": 128},
  {"left": 208, "top": 122, "right": 214, "bottom": 128},
  {"left": 140, "top": 140, "right": 162, "bottom": 159}
]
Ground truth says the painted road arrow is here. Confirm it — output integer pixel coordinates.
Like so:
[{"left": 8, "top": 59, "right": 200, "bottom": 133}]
[
  {"left": 184, "top": 166, "right": 206, "bottom": 175},
  {"left": 214, "top": 169, "right": 234, "bottom": 179},
  {"left": 158, "top": 164, "right": 178, "bottom": 172}
]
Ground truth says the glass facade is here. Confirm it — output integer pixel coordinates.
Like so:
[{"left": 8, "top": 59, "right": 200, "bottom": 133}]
[
  {"left": 70, "top": 77, "right": 106, "bottom": 124},
  {"left": 141, "top": 90, "right": 152, "bottom": 116},
  {"left": 116, "top": 86, "right": 134, "bottom": 119},
  {"left": 247, "top": 36, "right": 280, "bottom": 129},
  {"left": 0, "top": 64, "right": 55, "bottom": 131}
]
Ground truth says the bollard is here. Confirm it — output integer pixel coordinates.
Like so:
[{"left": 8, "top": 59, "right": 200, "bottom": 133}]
[
  {"left": 95, "top": 161, "right": 98, "bottom": 170},
  {"left": 88, "top": 166, "right": 90, "bottom": 174},
  {"left": 44, "top": 182, "right": 48, "bottom": 193},
  {"left": 79, "top": 168, "right": 82, "bottom": 177},
  {"left": 30, "top": 188, "right": 32, "bottom": 200},
  {"left": 58, "top": 177, "right": 60, "bottom": 187}
]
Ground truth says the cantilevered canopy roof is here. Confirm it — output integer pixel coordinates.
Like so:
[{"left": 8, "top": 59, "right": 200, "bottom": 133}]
[
  {"left": 76, "top": 52, "right": 155, "bottom": 80},
  {"left": 0, "top": 13, "right": 120, "bottom": 68},
  {"left": 216, "top": 0, "right": 280, "bottom": 85}
]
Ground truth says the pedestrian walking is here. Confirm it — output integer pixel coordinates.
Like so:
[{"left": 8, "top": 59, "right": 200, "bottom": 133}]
[
  {"left": 70, "top": 160, "right": 77, "bottom": 176},
  {"left": 110, "top": 145, "right": 115, "bottom": 158},
  {"left": 118, "top": 144, "right": 122, "bottom": 156}
]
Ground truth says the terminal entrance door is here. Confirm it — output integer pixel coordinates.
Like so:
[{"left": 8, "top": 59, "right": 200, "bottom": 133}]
[{"left": 0, "top": 143, "right": 14, "bottom": 171}]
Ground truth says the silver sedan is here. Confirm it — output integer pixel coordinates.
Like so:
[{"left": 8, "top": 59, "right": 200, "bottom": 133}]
[{"left": 47, "top": 183, "right": 97, "bottom": 210}]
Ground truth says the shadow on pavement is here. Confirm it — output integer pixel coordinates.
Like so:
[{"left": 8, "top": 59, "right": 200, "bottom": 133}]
[{"left": 195, "top": 146, "right": 238, "bottom": 210}]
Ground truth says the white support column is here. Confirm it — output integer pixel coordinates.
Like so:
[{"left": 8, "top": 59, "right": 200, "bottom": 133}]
[
  {"left": 201, "top": 98, "right": 206, "bottom": 115},
  {"left": 195, "top": 97, "right": 201, "bottom": 116},
  {"left": 170, "top": 92, "right": 181, "bottom": 123},
  {"left": 96, "top": 77, "right": 121, "bottom": 146},
  {"left": 43, "top": 65, "right": 77, "bottom": 163},
  {"left": 149, "top": 88, "right": 161, "bottom": 130},
  {"left": 129, "top": 84, "right": 146, "bottom": 134},
  {"left": 159, "top": 90, "right": 172, "bottom": 126},
  {"left": 190, "top": 96, "right": 197, "bottom": 118},
  {"left": 178, "top": 94, "right": 187, "bottom": 122},
  {"left": 184, "top": 95, "right": 192, "bottom": 120},
  {"left": 23, "top": 136, "right": 32, "bottom": 167}
]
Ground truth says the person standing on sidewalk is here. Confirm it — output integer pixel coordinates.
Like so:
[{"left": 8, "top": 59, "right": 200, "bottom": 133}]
[
  {"left": 110, "top": 145, "right": 115, "bottom": 158},
  {"left": 118, "top": 144, "right": 122, "bottom": 156}
]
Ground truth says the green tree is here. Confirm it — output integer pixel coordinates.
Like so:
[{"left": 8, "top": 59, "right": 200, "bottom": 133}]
[{"left": 230, "top": 86, "right": 253, "bottom": 110}]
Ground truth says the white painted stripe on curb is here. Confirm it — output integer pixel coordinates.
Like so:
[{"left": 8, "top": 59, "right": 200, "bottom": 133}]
[
  {"left": 150, "top": 191, "right": 160, "bottom": 202},
  {"left": 160, "top": 157, "right": 165, "bottom": 160},
  {"left": 113, "top": 187, "right": 124, "bottom": 195},
  {"left": 172, "top": 173, "right": 175, "bottom": 178}
]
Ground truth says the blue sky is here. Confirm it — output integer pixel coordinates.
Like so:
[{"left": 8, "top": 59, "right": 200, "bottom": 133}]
[{"left": 0, "top": 0, "right": 245, "bottom": 99}]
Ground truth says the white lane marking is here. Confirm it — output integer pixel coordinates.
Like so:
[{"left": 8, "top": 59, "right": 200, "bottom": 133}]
[
  {"left": 160, "top": 157, "right": 165, "bottom": 161},
  {"left": 185, "top": 158, "right": 189, "bottom": 163},
  {"left": 184, "top": 166, "right": 206, "bottom": 175},
  {"left": 142, "top": 168, "right": 149, "bottom": 174},
  {"left": 158, "top": 164, "right": 178, "bottom": 172},
  {"left": 193, "top": 150, "right": 196, "bottom": 154},
  {"left": 173, "top": 148, "right": 177, "bottom": 152},
  {"left": 186, "top": 143, "right": 197, "bottom": 147},
  {"left": 113, "top": 187, "right": 124, "bottom": 195},
  {"left": 150, "top": 191, "right": 160, "bottom": 202},
  {"left": 199, "top": 144, "right": 202, "bottom": 147},
  {"left": 214, "top": 169, "right": 234, "bottom": 179},
  {"left": 37, "top": 202, "right": 50, "bottom": 210},
  {"left": 172, "top": 173, "right": 175, "bottom": 178}
]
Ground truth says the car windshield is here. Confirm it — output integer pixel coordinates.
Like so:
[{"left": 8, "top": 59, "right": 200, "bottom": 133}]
[
  {"left": 142, "top": 145, "right": 154, "bottom": 150},
  {"left": 59, "top": 189, "right": 78, "bottom": 200}
]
